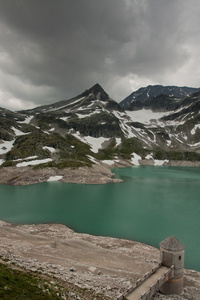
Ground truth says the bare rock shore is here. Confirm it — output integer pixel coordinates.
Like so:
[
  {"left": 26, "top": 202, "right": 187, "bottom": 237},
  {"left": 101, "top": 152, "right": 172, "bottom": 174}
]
[
  {"left": 0, "top": 164, "right": 122, "bottom": 186},
  {"left": 0, "top": 221, "right": 200, "bottom": 299}
]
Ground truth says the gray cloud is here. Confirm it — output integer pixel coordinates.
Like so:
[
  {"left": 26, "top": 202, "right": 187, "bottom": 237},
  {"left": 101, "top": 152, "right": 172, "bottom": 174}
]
[{"left": 0, "top": 0, "right": 200, "bottom": 110}]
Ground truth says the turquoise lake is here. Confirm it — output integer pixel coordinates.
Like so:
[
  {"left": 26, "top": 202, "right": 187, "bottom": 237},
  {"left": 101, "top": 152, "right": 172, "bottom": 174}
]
[{"left": 0, "top": 166, "right": 200, "bottom": 271}]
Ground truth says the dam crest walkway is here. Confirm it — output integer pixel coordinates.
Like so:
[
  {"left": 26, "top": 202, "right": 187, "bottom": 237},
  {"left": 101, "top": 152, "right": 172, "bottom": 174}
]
[{"left": 118, "top": 264, "right": 174, "bottom": 300}]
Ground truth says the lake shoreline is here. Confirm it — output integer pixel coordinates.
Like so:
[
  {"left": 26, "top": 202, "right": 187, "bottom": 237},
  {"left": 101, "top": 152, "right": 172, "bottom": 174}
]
[
  {"left": 0, "top": 163, "right": 122, "bottom": 186},
  {"left": 0, "top": 220, "right": 200, "bottom": 299},
  {"left": 0, "top": 159, "right": 200, "bottom": 186}
]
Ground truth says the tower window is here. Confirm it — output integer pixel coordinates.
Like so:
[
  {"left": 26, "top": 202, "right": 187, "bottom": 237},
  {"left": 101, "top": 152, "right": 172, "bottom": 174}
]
[{"left": 179, "top": 256, "right": 181, "bottom": 260}]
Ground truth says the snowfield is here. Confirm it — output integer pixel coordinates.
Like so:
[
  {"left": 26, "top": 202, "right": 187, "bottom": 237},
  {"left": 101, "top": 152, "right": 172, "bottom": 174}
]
[
  {"left": 126, "top": 109, "right": 170, "bottom": 124},
  {"left": 72, "top": 131, "right": 110, "bottom": 153}
]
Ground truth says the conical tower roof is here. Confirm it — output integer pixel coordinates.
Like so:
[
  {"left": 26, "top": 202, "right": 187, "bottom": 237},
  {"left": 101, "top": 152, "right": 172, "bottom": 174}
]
[{"left": 160, "top": 236, "right": 185, "bottom": 251}]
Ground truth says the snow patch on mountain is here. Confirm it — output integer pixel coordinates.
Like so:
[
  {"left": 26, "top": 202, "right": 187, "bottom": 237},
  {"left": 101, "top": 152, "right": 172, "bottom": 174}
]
[
  {"left": 43, "top": 146, "right": 56, "bottom": 153},
  {"left": 189, "top": 142, "right": 200, "bottom": 147},
  {"left": 166, "top": 140, "right": 172, "bottom": 146},
  {"left": 60, "top": 116, "right": 69, "bottom": 121},
  {"left": 144, "top": 153, "right": 169, "bottom": 165},
  {"left": 112, "top": 111, "right": 128, "bottom": 119},
  {"left": 45, "top": 97, "right": 86, "bottom": 112},
  {"left": 84, "top": 136, "right": 110, "bottom": 153},
  {"left": 47, "top": 175, "right": 63, "bottom": 182},
  {"left": 101, "top": 158, "right": 120, "bottom": 165},
  {"left": 16, "top": 158, "right": 52, "bottom": 167},
  {"left": 0, "top": 159, "right": 5, "bottom": 165},
  {"left": 72, "top": 131, "right": 110, "bottom": 153},
  {"left": 14, "top": 156, "right": 38, "bottom": 161},
  {"left": 11, "top": 127, "right": 29, "bottom": 136},
  {"left": 154, "top": 159, "right": 169, "bottom": 165},
  {"left": 120, "top": 122, "right": 136, "bottom": 138},
  {"left": 87, "top": 155, "right": 99, "bottom": 164},
  {"left": 145, "top": 154, "right": 154, "bottom": 159},
  {"left": 76, "top": 110, "right": 101, "bottom": 119},
  {"left": 131, "top": 153, "right": 142, "bottom": 165},
  {"left": 191, "top": 124, "right": 200, "bottom": 135},
  {"left": 165, "top": 119, "right": 186, "bottom": 126},
  {"left": 101, "top": 160, "right": 115, "bottom": 165},
  {"left": 115, "top": 138, "right": 121, "bottom": 147},
  {"left": 0, "top": 140, "right": 15, "bottom": 154},
  {"left": 18, "top": 115, "right": 34, "bottom": 124}
]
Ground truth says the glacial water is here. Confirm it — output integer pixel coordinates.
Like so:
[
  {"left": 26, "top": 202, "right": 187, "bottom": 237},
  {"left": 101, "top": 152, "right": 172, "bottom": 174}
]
[{"left": 0, "top": 166, "right": 200, "bottom": 271}]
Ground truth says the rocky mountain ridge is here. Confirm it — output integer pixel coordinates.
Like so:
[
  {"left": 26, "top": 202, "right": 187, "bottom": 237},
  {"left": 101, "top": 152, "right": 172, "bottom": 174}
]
[
  {"left": 120, "top": 85, "right": 200, "bottom": 111},
  {"left": 0, "top": 83, "right": 200, "bottom": 179}
]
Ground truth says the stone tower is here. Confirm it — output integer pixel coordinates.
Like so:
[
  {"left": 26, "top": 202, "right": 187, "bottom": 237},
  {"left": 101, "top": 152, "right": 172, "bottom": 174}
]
[{"left": 159, "top": 235, "right": 185, "bottom": 295}]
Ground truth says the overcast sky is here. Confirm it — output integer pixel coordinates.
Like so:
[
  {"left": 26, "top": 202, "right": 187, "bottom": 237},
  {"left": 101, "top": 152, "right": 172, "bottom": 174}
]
[{"left": 0, "top": 0, "right": 200, "bottom": 110}]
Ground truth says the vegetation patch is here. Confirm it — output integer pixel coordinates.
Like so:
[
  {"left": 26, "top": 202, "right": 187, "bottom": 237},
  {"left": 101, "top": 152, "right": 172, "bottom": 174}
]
[
  {"left": 1, "top": 160, "right": 17, "bottom": 167},
  {"left": 0, "top": 262, "right": 61, "bottom": 299},
  {"left": 116, "top": 137, "right": 146, "bottom": 159},
  {"left": 56, "top": 112, "right": 123, "bottom": 138},
  {"left": 33, "top": 159, "right": 92, "bottom": 170},
  {"left": 5, "top": 133, "right": 50, "bottom": 161},
  {"left": 153, "top": 147, "right": 200, "bottom": 161},
  {"left": 4, "top": 133, "right": 93, "bottom": 168},
  {"left": 0, "top": 261, "right": 108, "bottom": 300},
  {"left": 95, "top": 138, "right": 117, "bottom": 160}
]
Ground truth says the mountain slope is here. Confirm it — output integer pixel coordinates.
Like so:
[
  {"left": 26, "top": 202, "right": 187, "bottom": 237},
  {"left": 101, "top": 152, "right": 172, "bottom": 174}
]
[
  {"left": 120, "top": 85, "right": 200, "bottom": 111},
  {"left": 121, "top": 87, "right": 200, "bottom": 159},
  {"left": 0, "top": 84, "right": 146, "bottom": 169},
  {"left": 0, "top": 84, "right": 200, "bottom": 174}
]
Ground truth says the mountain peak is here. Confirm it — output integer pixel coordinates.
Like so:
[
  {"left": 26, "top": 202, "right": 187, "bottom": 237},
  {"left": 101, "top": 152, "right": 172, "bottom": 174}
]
[
  {"left": 92, "top": 83, "right": 103, "bottom": 90},
  {"left": 88, "top": 83, "right": 108, "bottom": 95},
  {"left": 81, "top": 83, "right": 109, "bottom": 101}
]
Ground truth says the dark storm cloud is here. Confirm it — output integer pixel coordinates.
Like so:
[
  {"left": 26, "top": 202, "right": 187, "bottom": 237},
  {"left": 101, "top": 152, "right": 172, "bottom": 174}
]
[{"left": 0, "top": 0, "right": 200, "bottom": 110}]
